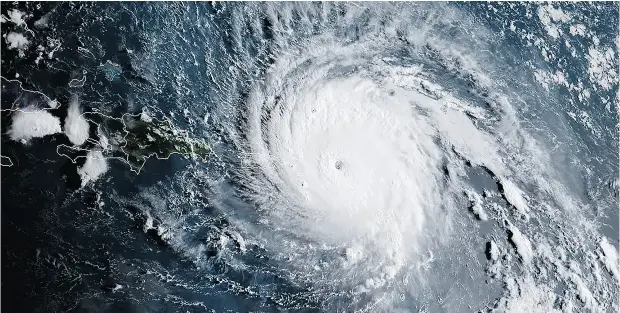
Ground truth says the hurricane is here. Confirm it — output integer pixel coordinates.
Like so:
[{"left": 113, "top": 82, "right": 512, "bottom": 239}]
[{"left": 1, "top": 2, "right": 618, "bottom": 313}]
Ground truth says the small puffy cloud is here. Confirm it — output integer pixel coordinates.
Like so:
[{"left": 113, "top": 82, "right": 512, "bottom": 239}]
[
  {"left": 77, "top": 150, "right": 108, "bottom": 187},
  {"left": 5, "top": 32, "right": 29, "bottom": 57},
  {"left": 7, "top": 107, "right": 62, "bottom": 143},
  {"left": 64, "top": 97, "right": 90, "bottom": 146},
  {"left": 6, "top": 32, "right": 29, "bottom": 49}
]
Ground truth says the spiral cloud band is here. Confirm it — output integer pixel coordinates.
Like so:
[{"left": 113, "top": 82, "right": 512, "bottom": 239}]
[
  {"left": 246, "top": 43, "right": 448, "bottom": 289},
  {"left": 2, "top": 2, "right": 617, "bottom": 312},
  {"left": 126, "top": 3, "right": 618, "bottom": 312}
]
